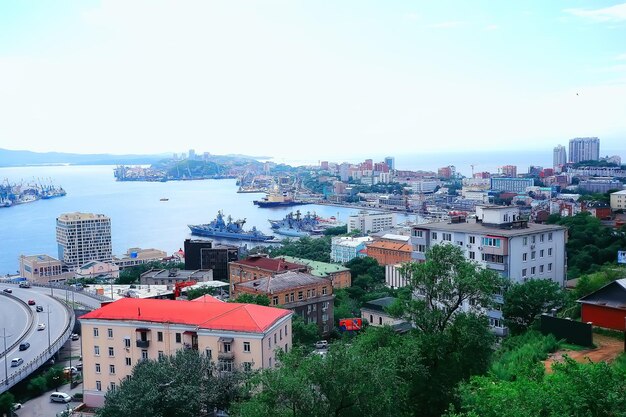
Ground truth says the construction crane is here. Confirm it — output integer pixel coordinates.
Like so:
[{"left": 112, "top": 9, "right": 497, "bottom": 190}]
[{"left": 173, "top": 281, "right": 197, "bottom": 298}]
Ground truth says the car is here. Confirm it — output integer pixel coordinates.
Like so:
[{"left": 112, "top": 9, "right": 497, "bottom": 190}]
[
  {"left": 37, "top": 323, "right": 46, "bottom": 331},
  {"left": 11, "top": 403, "right": 22, "bottom": 411},
  {"left": 10, "top": 358, "right": 23, "bottom": 367},
  {"left": 314, "top": 340, "right": 328, "bottom": 349},
  {"left": 3, "top": 288, "right": 12, "bottom": 293},
  {"left": 28, "top": 299, "right": 36, "bottom": 305},
  {"left": 19, "top": 342, "right": 30, "bottom": 351},
  {"left": 63, "top": 366, "right": 78, "bottom": 375},
  {"left": 36, "top": 305, "right": 44, "bottom": 312},
  {"left": 71, "top": 333, "right": 79, "bottom": 341},
  {"left": 18, "top": 282, "right": 31, "bottom": 288},
  {"left": 50, "top": 392, "right": 72, "bottom": 403},
  {"left": 76, "top": 362, "right": 83, "bottom": 371}
]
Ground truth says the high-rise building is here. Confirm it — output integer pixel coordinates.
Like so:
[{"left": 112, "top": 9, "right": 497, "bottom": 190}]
[
  {"left": 569, "top": 137, "right": 600, "bottom": 163},
  {"left": 553, "top": 145, "right": 567, "bottom": 168},
  {"left": 56, "top": 212, "right": 112, "bottom": 269},
  {"left": 188, "top": 149, "right": 196, "bottom": 160},
  {"left": 384, "top": 156, "right": 395, "bottom": 171},
  {"left": 501, "top": 165, "right": 517, "bottom": 177}
]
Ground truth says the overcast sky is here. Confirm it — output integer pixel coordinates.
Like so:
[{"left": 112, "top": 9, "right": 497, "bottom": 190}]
[{"left": 1, "top": 1, "right": 626, "bottom": 162}]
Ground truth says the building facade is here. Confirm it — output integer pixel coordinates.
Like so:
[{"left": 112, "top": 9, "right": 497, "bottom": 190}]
[
  {"left": 610, "top": 190, "right": 626, "bottom": 211},
  {"left": 18, "top": 254, "right": 66, "bottom": 283},
  {"left": 80, "top": 297, "right": 292, "bottom": 408},
  {"left": 578, "top": 178, "right": 622, "bottom": 193},
  {"left": 56, "top": 212, "right": 112, "bottom": 269},
  {"left": 184, "top": 239, "right": 239, "bottom": 281},
  {"left": 112, "top": 248, "right": 168, "bottom": 270},
  {"left": 490, "top": 177, "right": 534, "bottom": 193},
  {"left": 228, "top": 256, "right": 307, "bottom": 293},
  {"left": 347, "top": 211, "right": 396, "bottom": 233},
  {"left": 501, "top": 165, "right": 517, "bottom": 177},
  {"left": 410, "top": 206, "right": 567, "bottom": 336},
  {"left": 233, "top": 271, "right": 334, "bottom": 334},
  {"left": 569, "top": 137, "right": 600, "bottom": 163},
  {"left": 360, "top": 297, "right": 406, "bottom": 328},
  {"left": 275, "top": 256, "right": 351, "bottom": 289},
  {"left": 553, "top": 145, "right": 567, "bottom": 169},
  {"left": 140, "top": 268, "right": 214, "bottom": 288},
  {"left": 330, "top": 236, "right": 373, "bottom": 263},
  {"left": 366, "top": 240, "right": 412, "bottom": 266}
]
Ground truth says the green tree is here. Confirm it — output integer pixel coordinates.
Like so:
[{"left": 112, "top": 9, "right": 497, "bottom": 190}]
[
  {"left": 45, "top": 366, "right": 68, "bottom": 390},
  {"left": 270, "top": 237, "right": 332, "bottom": 263},
  {"left": 394, "top": 244, "right": 505, "bottom": 333},
  {"left": 291, "top": 315, "right": 319, "bottom": 347},
  {"left": 185, "top": 286, "right": 217, "bottom": 301},
  {"left": 116, "top": 262, "right": 185, "bottom": 285},
  {"left": 503, "top": 279, "right": 565, "bottom": 334},
  {"left": 0, "top": 392, "right": 15, "bottom": 416},
  {"left": 27, "top": 375, "right": 48, "bottom": 396},
  {"left": 229, "top": 293, "right": 271, "bottom": 306},
  {"left": 98, "top": 349, "right": 243, "bottom": 417}
]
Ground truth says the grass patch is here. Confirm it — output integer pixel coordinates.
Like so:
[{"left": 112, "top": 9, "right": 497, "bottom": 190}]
[
  {"left": 560, "top": 343, "right": 593, "bottom": 351},
  {"left": 593, "top": 327, "right": 624, "bottom": 340}
]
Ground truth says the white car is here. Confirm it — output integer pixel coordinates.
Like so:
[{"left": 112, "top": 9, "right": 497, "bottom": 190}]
[
  {"left": 10, "top": 358, "right": 23, "bottom": 367},
  {"left": 50, "top": 392, "right": 72, "bottom": 403},
  {"left": 64, "top": 366, "right": 78, "bottom": 375},
  {"left": 314, "top": 340, "right": 328, "bottom": 349},
  {"left": 37, "top": 323, "right": 46, "bottom": 331},
  {"left": 12, "top": 403, "right": 22, "bottom": 411}
]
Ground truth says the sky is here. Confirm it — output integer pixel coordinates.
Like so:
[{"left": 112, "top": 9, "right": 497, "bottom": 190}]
[{"left": 1, "top": 1, "right": 626, "bottom": 163}]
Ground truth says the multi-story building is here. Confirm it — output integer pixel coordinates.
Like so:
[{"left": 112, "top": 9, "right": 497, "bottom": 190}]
[
  {"left": 553, "top": 145, "right": 567, "bottom": 169},
  {"left": 18, "top": 254, "right": 67, "bottom": 283},
  {"left": 75, "top": 261, "right": 120, "bottom": 280},
  {"left": 140, "top": 268, "right": 213, "bottom": 288},
  {"left": 184, "top": 239, "right": 239, "bottom": 281},
  {"left": 438, "top": 166, "right": 453, "bottom": 179},
  {"left": 80, "top": 297, "right": 292, "bottom": 407},
  {"left": 275, "top": 256, "right": 351, "bottom": 289},
  {"left": 330, "top": 236, "right": 373, "bottom": 263},
  {"left": 112, "top": 248, "right": 168, "bottom": 270},
  {"left": 410, "top": 206, "right": 567, "bottom": 336},
  {"left": 569, "top": 137, "right": 600, "bottom": 163},
  {"left": 384, "top": 156, "right": 395, "bottom": 171},
  {"left": 233, "top": 271, "right": 334, "bottom": 334},
  {"left": 578, "top": 178, "right": 622, "bottom": 193},
  {"left": 490, "top": 177, "right": 534, "bottom": 193},
  {"left": 56, "top": 212, "right": 112, "bottom": 269},
  {"left": 366, "top": 240, "right": 412, "bottom": 266},
  {"left": 610, "top": 190, "right": 626, "bottom": 211},
  {"left": 501, "top": 165, "right": 517, "bottom": 177},
  {"left": 347, "top": 211, "right": 396, "bottom": 233},
  {"left": 228, "top": 256, "right": 307, "bottom": 293}
]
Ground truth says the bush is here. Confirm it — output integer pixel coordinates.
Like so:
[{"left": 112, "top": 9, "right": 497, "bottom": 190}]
[
  {"left": 27, "top": 376, "right": 48, "bottom": 396},
  {"left": 490, "top": 331, "right": 560, "bottom": 381}
]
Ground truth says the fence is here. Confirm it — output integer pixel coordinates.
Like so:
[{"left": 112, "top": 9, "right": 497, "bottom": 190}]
[
  {"left": 0, "top": 299, "right": 75, "bottom": 394},
  {"left": 540, "top": 314, "right": 594, "bottom": 347}
]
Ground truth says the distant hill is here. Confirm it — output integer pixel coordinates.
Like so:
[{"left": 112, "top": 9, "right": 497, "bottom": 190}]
[{"left": 0, "top": 148, "right": 166, "bottom": 167}]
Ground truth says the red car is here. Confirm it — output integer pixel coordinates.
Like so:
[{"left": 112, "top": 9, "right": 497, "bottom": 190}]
[{"left": 28, "top": 299, "right": 36, "bottom": 305}]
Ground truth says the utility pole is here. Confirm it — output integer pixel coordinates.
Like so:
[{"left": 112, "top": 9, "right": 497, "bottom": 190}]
[
  {"left": 47, "top": 306, "right": 52, "bottom": 354},
  {"left": 2, "top": 328, "right": 10, "bottom": 386}
]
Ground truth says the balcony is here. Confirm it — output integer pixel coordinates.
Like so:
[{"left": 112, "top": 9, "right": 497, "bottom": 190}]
[
  {"left": 136, "top": 340, "right": 150, "bottom": 348},
  {"left": 218, "top": 352, "right": 234, "bottom": 360}
]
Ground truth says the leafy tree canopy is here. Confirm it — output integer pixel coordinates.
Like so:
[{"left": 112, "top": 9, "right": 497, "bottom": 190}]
[{"left": 503, "top": 280, "right": 565, "bottom": 335}]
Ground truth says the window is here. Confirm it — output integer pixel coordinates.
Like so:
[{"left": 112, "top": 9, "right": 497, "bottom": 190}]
[
  {"left": 531, "top": 251, "right": 536, "bottom": 260},
  {"left": 523, "top": 237, "right": 528, "bottom": 246},
  {"left": 322, "top": 286, "right": 328, "bottom": 295},
  {"left": 540, "top": 234, "right": 545, "bottom": 243},
  {"left": 489, "top": 318, "right": 503, "bottom": 328},
  {"left": 469, "top": 236, "right": 476, "bottom": 244},
  {"left": 442, "top": 233, "right": 452, "bottom": 241},
  {"left": 413, "top": 229, "right": 424, "bottom": 237},
  {"left": 243, "top": 362, "right": 253, "bottom": 372},
  {"left": 298, "top": 291, "right": 303, "bottom": 301},
  {"left": 416, "top": 244, "right": 426, "bottom": 252},
  {"left": 205, "top": 349, "right": 212, "bottom": 359},
  {"left": 219, "top": 360, "right": 234, "bottom": 372},
  {"left": 142, "top": 350, "right": 148, "bottom": 359},
  {"left": 306, "top": 289, "right": 311, "bottom": 298},
  {"left": 93, "top": 328, "right": 99, "bottom": 337},
  {"left": 540, "top": 265, "right": 544, "bottom": 273},
  {"left": 157, "top": 331, "right": 163, "bottom": 342},
  {"left": 280, "top": 329, "right": 283, "bottom": 340},
  {"left": 175, "top": 333, "right": 181, "bottom": 343},
  {"left": 96, "top": 381, "right": 101, "bottom": 391},
  {"left": 109, "top": 364, "right": 115, "bottom": 374},
  {"left": 107, "top": 328, "right": 113, "bottom": 338},
  {"left": 311, "top": 288, "right": 316, "bottom": 297},
  {"left": 268, "top": 338, "right": 271, "bottom": 348},
  {"left": 284, "top": 294, "right": 289, "bottom": 304},
  {"left": 125, "top": 357, "right": 132, "bottom": 366},
  {"left": 532, "top": 236, "right": 536, "bottom": 244},
  {"left": 469, "top": 251, "right": 475, "bottom": 260},
  {"left": 548, "top": 232, "right": 553, "bottom": 241},
  {"left": 158, "top": 351, "right": 164, "bottom": 359},
  {"left": 290, "top": 293, "right": 295, "bottom": 302},
  {"left": 110, "top": 382, "right": 116, "bottom": 391},
  {"left": 432, "top": 232, "right": 438, "bottom": 240},
  {"left": 95, "top": 363, "right": 101, "bottom": 373},
  {"left": 481, "top": 254, "right": 504, "bottom": 263},
  {"left": 548, "top": 263, "right": 552, "bottom": 272},
  {"left": 322, "top": 313, "right": 329, "bottom": 322},
  {"left": 523, "top": 253, "right": 527, "bottom": 262},
  {"left": 108, "top": 347, "right": 114, "bottom": 357},
  {"left": 94, "top": 346, "right": 100, "bottom": 356},
  {"left": 531, "top": 266, "right": 536, "bottom": 275},
  {"left": 223, "top": 342, "right": 231, "bottom": 353},
  {"left": 274, "top": 334, "right": 277, "bottom": 344},
  {"left": 285, "top": 325, "right": 288, "bottom": 336},
  {"left": 481, "top": 237, "right": 501, "bottom": 248},
  {"left": 124, "top": 338, "right": 130, "bottom": 348},
  {"left": 522, "top": 268, "right": 527, "bottom": 277},
  {"left": 244, "top": 342, "right": 251, "bottom": 353},
  {"left": 273, "top": 296, "right": 279, "bottom": 306},
  {"left": 378, "top": 317, "right": 383, "bottom": 325},
  {"left": 548, "top": 248, "right": 553, "bottom": 256},
  {"left": 540, "top": 249, "right": 544, "bottom": 258},
  {"left": 370, "top": 314, "right": 373, "bottom": 323}
]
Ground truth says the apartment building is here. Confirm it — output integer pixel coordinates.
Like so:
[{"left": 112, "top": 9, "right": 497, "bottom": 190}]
[
  {"left": 610, "top": 190, "right": 626, "bottom": 211},
  {"left": 347, "top": 211, "right": 396, "bottom": 233},
  {"left": 410, "top": 206, "right": 567, "bottom": 335},
  {"left": 18, "top": 254, "right": 67, "bottom": 283},
  {"left": 366, "top": 240, "right": 412, "bottom": 266},
  {"left": 232, "top": 271, "right": 334, "bottom": 334},
  {"left": 80, "top": 297, "right": 292, "bottom": 408},
  {"left": 274, "top": 256, "right": 352, "bottom": 289},
  {"left": 569, "top": 137, "right": 600, "bottom": 163},
  {"left": 184, "top": 239, "right": 239, "bottom": 281},
  {"left": 490, "top": 178, "right": 534, "bottom": 193},
  {"left": 330, "top": 236, "right": 373, "bottom": 263},
  {"left": 56, "top": 212, "right": 112, "bottom": 269},
  {"left": 228, "top": 256, "right": 307, "bottom": 293}
]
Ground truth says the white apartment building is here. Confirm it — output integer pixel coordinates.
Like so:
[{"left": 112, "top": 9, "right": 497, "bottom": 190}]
[
  {"left": 347, "top": 211, "right": 396, "bottom": 233},
  {"left": 330, "top": 236, "right": 373, "bottom": 263},
  {"left": 610, "top": 190, "right": 626, "bottom": 211},
  {"left": 56, "top": 212, "right": 112, "bottom": 269},
  {"left": 410, "top": 206, "right": 567, "bottom": 336}
]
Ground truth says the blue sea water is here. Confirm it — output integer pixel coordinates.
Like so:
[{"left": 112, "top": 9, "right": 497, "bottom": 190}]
[{"left": 0, "top": 165, "right": 408, "bottom": 275}]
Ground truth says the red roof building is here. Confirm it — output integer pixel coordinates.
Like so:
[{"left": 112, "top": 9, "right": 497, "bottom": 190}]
[
  {"left": 229, "top": 255, "right": 308, "bottom": 292},
  {"left": 578, "top": 278, "right": 626, "bottom": 331}
]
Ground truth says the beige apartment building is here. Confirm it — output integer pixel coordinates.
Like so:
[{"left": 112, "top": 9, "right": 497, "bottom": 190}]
[
  {"left": 80, "top": 297, "right": 292, "bottom": 408},
  {"left": 18, "top": 254, "right": 68, "bottom": 283},
  {"left": 610, "top": 190, "right": 626, "bottom": 211},
  {"left": 56, "top": 212, "right": 112, "bottom": 269}
]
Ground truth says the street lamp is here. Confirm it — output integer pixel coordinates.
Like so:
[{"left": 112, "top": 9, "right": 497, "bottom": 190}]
[
  {"left": 1, "top": 328, "right": 12, "bottom": 386},
  {"left": 47, "top": 306, "right": 52, "bottom": 354}
]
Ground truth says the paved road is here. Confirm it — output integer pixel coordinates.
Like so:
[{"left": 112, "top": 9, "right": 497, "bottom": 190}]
[
  {"left": 0, "top": 287, "right": 71, "bottom": 384},
  {"left": 0, "top": 292, "right": 31, "bottom": 354}
]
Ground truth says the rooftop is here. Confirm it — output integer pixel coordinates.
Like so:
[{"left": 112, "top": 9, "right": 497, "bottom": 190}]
[
  {"left": 140, "top": 269, "right": 212, "bottom": 279},
  {"left": 275, "top": 256, "right": 349, "bottom": 277},
  {"left": 231, "top": 256, "right": 306, "bottom": 272},
  {"left": 83, "top": 284, "right": 172, "bottom": 301},
  {"left": 57, "top": 212, "right": 110, "bottom": 221},
  {"left": 235, "top": 271, "right": 330, "bottom": 294},
  {"left": 612, "top": 190, "right": 626, "bottom": 195},
  {"left": 331, "top": 236, "right": 373, "bottom": 247},
  {"left": 362, "top": 296, "right": 397, "bottom": 312},
  {"left": 80, "top": 297, "right": 291, "bottom": 333},
  {"left": 21, "top": 254, "right": 60, "bottom": 263},
  {"left": 578, "top": 278, "right": 626, "bottom": 310},
  {"left": 413, "top": 221, "right": 566, "bottom": 237},
  {"left": 366, "top": 241, "right": 412, "bottom": 252}
]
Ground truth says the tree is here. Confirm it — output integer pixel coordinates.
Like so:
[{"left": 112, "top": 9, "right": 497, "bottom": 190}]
[
  {"left": 394, "top": 244, "right": 505, "bottom": 334},
  {"left": 270, "top": 237, "right": 332, "bottom": 263},
  {"left": 185, "top": 286, "right": 217, "bottom": 301},
  {"left": 0, "top": 392, "right": 15, "bottom": 416},
  {"left": 229, "top": 293, "right": 271, "bottom": 306},
  {"left": 45, "top": 366, "right": 68, "bottom": 390},
  {"left": 116, "top": 262, "right": 185, "bottom": 285},
  {"left": 27, "top": 375, "right": 48, "bottom": 396},
  {"left": 291, "top": 315, "right": 319, "bottom": 347},
  {"left": 98, "top": 349, "right": 243, "bottom": 417},
  {"left": 503, "top": 279, "right": 565, "bottom": 334}
]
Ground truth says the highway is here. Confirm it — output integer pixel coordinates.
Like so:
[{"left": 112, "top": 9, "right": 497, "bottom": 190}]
[
  {"left": 0, "top": 292, "right": 32, "bottom": 355},
  {"left": 0, "top": 285, "right": 74, "bottom": 393}
]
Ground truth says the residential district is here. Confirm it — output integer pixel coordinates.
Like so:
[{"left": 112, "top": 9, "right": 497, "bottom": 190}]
[{"left": 2, "top": 136, "right": 626, "bottom": 417}]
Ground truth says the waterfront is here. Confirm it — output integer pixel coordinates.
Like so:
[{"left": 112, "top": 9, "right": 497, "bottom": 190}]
[{"left": 0, "top": 165, "right": 413, "bottom": 275}]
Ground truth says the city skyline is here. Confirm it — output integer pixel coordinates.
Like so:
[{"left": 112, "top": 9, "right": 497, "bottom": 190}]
[{"left": 1, "top": 1, "right": 626, "bottom": 161}]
